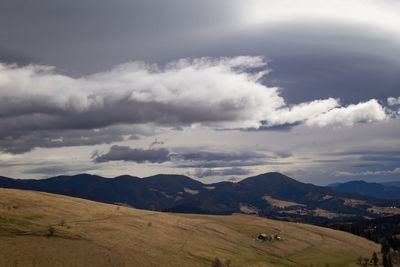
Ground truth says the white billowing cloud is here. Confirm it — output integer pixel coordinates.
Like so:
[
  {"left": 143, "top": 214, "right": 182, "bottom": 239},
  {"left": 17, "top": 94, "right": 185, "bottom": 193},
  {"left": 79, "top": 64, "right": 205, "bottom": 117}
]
[
  {"left": 86, "top": 56, "right": 282, "bottom": 128},
  {"left": 388, "top": 96, "right": 400, "bottom": 106},
  {"left": 305, "top": 99, "right": 387, "bottom": 127},
  {"left": 0, "top": 64, "right": 93, "bottom": 114},
  {"left": 265, "top": 98, "right": 340, "bottom": 125},
  {"left": 0, "top": 57, "right": 281, "bottom": 129},
  {"left": 0, "top": 56, "right": 391, "bottom": 153},
  {"left": 334, "top": 168, "right": 400, "bottom": 177}
]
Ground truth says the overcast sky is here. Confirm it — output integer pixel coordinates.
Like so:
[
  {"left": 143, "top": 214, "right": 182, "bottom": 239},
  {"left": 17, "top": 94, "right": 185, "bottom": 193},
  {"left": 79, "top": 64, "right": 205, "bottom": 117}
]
[{"left": 0, "top": 0, "right": 399, "bottom": 184}]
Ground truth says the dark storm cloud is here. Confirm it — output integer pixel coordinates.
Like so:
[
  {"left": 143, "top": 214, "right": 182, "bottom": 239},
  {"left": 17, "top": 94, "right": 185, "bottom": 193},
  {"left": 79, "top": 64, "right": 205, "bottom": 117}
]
[
  {"left": 93, "top": 145, "right": 171, "bottom": 163},
  {"left": 0, "top": 99, "right": 238, "bottom": 129},
  {"left": 193, "top": 167, "right": 251, "bottom": 178},
  {"left": 0, "top": 126, "right": 146, "bottom": 154}
]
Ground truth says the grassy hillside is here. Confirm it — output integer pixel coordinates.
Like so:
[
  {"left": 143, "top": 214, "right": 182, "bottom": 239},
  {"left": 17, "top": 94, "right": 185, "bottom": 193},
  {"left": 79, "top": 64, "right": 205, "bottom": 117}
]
[{"left": 0, "top": 188, "right": 380, "bottom": 267}]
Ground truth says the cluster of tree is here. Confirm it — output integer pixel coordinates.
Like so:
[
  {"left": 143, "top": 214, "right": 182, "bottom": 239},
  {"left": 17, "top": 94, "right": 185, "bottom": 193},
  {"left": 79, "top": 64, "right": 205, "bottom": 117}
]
[
  {"left": 328, "top": 214, "right": 400, "bottom": 249},
  {"left": 327, "top": 215, "right": 400, "bottom": 266},
  {"left": 381, "top": 240, "right": 394, "bottom": 267},
  {"left": 357, "top": 252, "right": 379, "bottom": 266}
]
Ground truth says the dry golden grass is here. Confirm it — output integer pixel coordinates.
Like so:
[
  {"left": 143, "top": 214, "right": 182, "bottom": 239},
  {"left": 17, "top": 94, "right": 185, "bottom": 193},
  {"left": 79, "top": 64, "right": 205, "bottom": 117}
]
[
  {"left": 0, "top": 188, "right": 380, "bottom": 267},
  {"left": 262, "top": 196, "right": 305, "bottom": 208},
  {"left": 342, "top": 198, "right": 368, "bottom": 207},
  {"left": 342, "top": 198, "right": 400, "bottom": 215},
  {"left": 367, "top": 206, "right": 400, "bottom": 215},
  {"left": 277, "top": 208, "right": 348, "bottom": 219},
  {"left": 312, "top": 208, "right": 350, "bottom": 219},
  {"left": 239, "top": 203, "right": 259, "bottom": 214},
  {"left": 183, "top": 187, "right": 199, "bottom": 195}
]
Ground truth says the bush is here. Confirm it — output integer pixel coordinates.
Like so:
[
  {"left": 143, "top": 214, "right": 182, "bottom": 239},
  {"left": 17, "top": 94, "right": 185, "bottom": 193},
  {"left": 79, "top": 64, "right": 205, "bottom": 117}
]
[
  {"left": 211, "top": 257, "right": 221, "bottom": 267},
  {"left": 46, "top": 225, "right": 55, "bottom": 237}
]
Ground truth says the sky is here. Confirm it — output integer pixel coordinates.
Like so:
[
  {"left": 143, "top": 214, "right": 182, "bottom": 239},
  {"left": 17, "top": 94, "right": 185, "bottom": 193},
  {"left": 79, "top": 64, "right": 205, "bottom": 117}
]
[{"left": 0, "top": 0, "right": 399, "bottom": 185}]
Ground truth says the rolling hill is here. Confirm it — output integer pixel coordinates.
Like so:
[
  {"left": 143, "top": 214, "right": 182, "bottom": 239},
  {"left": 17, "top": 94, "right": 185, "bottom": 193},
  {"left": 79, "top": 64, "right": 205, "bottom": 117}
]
[
  {"left": 1, "top": 172, "right": 400, "bottom": 224},
  {"left": 329, "top": 180, "right": 400, "bottom": 199},
  {"left": 0, "top": 188, "right": 380, "bottom": 266},
  {"left": 382, "top": 181, "right": 400, "bottom": 189}
]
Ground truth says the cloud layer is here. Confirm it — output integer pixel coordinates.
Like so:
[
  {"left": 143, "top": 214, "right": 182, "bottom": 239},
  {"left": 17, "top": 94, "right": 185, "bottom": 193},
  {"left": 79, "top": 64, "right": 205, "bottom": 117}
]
[{"left": 0, "top": 57, "right": 390, "bottom": 154}]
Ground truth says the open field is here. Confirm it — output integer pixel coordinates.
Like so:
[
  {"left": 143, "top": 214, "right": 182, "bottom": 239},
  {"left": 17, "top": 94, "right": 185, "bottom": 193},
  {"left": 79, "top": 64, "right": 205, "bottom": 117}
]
[{"left": 0, "top": 188, "right": 380, "bottom": 266}]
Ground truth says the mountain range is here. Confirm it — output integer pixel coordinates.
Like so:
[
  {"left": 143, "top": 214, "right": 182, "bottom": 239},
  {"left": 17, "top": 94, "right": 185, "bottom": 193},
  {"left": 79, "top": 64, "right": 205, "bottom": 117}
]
[{"left": 1, "top": 172, "right": 400, "bottom": 224}]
